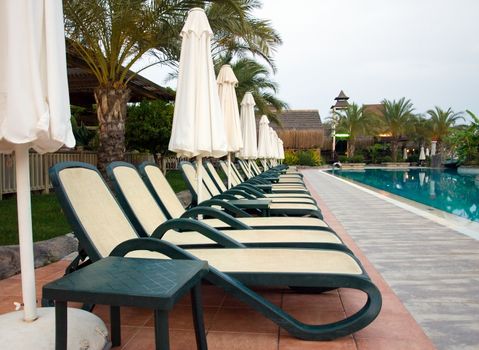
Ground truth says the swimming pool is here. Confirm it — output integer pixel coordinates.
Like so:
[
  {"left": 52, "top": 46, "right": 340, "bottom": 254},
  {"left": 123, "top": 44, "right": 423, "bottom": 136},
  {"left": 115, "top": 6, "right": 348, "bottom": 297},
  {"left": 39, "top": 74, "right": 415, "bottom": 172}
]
[{"left": 329, "top": 168, "right": 479, "bottom": 223}]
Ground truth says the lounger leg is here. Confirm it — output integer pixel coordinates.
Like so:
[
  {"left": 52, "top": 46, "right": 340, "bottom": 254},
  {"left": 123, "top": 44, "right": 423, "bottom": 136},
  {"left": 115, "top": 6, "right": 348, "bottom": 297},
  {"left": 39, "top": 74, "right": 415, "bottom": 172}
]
[
  {"left": 191, "top": 285, "right": 208, "bottom": 350},
  {"left": 110, "top": 306, "right": 121, "bottom": 346},
  {"left": 55, "top": 301, "right": 67, "bottom": 350},
  {"left": 154, "top": 309, "right": 170, "bottom": 350}
]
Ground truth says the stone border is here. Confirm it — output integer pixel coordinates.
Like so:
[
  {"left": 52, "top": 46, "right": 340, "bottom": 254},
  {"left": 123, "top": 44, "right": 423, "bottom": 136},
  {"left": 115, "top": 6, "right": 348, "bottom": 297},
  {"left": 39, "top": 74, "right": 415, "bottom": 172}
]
[{"left": 0, "top": 234, "right": 78, "bottom": 280}]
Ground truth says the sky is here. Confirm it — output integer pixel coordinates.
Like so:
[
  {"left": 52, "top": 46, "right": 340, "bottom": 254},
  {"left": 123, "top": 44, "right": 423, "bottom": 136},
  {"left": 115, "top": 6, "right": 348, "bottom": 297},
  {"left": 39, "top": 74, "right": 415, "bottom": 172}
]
[{"left": 139, "top": 0, "right": 479, "bottom": 121}]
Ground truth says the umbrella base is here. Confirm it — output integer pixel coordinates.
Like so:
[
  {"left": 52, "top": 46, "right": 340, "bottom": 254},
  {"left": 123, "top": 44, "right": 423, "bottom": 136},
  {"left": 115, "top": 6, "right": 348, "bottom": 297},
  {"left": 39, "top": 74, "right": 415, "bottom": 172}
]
[{"left": 0, "top": 307, "right": 110, "bottom": 350}]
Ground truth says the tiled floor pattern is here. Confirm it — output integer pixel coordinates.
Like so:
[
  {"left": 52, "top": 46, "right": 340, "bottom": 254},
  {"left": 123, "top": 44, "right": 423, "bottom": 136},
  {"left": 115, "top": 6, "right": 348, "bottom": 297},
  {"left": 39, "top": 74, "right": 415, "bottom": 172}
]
[
  {"left": 303, "top": 169, "right": 479, "bottom": 350},
  {"left": 0, "top": 172, "right": 436, "bottom": 349}
]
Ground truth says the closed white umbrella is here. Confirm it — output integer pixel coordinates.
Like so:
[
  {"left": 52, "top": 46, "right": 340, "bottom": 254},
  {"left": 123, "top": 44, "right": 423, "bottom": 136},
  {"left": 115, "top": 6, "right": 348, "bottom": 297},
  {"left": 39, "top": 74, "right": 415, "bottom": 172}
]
[
  {"left": 257, "top": 115, "right": 271, "bottom": 169},
  {"left": 168, "top": 8, "right": 227, "bottom": 204},
  {"left": 278, "top": 138, "right": 285, "bottom": 163},
  {"left": 426, "top": 147, "right": 430, "bottom": 157},
  {"left": 238, "top": 92, "right": 257, "bottom": 174},
  {"left": 270, "top": 127, "right": 279, "bottom": 166},
  {"left": 403, "top": 148, "right": 408, "bottom": 160},
  {"left": 419, "top": 146, "right": 426, "bottom": 161},
  {"left": 0, "top": 0, "right": 76, "bottom": 321},
  {"left": 217, "top": 64, "right": 242, "bottom": 189},
  {"left": 0, "top": 1, "right": 106, "bottom": 347},
  {"left": 431, "top": 141, "right": 437, "bottom": 156}
]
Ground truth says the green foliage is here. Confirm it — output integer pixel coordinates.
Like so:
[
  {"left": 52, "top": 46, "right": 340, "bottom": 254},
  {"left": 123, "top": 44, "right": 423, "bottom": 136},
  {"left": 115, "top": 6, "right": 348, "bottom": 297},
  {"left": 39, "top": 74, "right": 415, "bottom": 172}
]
[
  {"left": 338, "top": 154, "right": 365, "bottom": 163},
  {"left": 165, "top": 170, "right": 188, "bottom": 193},
  {"left": 126, "top": 100, "right": 174, "bottom": 155},
  {"left": 381, "top": 97, "right": 415, "bottom": 161},
  {"left": 445, "top": 111, "right": 479, "bottom": 165},
  {"left": 427, "top": 106, "right": 464, "bottom": 142},
  {"left": 366, "top": 143, "right": 389, "bottom": 164},
  {"left": 284, "top": 150, "right": 320, "bottom": 166},
  {"left": 333, "top": 103, "right": 377, "bottom": 157},
  {"left": 349, "top": 154, "right": 365, "bottom": 163},
  {"left": 379, "top": 155, "right": 393, "bottom": 163},
  {"left": 70, "top": 105, "right": 96, "bottom": 149},
  {"left": 0, "top": 194, "right": 71, "bottom": 245},
  {"left": 284, "top": 150, "right": 299, "bottom": 165}
]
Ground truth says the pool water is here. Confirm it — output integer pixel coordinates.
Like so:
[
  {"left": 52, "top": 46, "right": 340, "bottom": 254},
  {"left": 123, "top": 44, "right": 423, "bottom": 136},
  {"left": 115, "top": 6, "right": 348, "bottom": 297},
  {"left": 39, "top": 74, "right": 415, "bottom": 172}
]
[{"left": 329, "top": 168, "right": 479, "bottom": 222}]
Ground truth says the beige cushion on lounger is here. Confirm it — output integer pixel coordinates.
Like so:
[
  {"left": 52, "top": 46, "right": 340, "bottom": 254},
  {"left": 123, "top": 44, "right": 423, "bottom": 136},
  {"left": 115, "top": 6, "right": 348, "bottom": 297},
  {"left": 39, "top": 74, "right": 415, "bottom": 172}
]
[{"left": 201, "top": 216, "right": 329, "bottom": 229}]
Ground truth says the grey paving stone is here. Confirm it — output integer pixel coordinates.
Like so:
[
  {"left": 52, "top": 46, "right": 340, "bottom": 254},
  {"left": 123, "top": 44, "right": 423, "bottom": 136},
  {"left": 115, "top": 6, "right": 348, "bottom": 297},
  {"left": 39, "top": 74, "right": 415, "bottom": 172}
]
[{"left": 303, "top": 170, "right": 479, "bottom": 350}]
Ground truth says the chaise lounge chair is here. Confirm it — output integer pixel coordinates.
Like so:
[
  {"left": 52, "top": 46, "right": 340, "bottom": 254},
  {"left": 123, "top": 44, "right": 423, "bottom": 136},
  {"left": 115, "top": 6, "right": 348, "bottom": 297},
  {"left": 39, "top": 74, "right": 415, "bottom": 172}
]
[
  {"left": 181, "top": 161, "right": 324, "bottom": 219},
  {"left": 50, "top": 161, "right": 382, "bottom": 341},
  {"left": 139, "top": 162, "right": 334, "bottom": 231}
]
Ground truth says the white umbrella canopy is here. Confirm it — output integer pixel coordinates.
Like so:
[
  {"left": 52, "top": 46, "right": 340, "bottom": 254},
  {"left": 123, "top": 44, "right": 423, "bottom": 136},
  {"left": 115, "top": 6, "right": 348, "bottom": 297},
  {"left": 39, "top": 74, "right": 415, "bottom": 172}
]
[
  {"left": 278, "top": 138, "right": 285, "bottom": 162},
  {"left": 238, "top": 92, "right": 257, "bottom": 159},
  {"left": 419, "top": 146, "right": 426, "bottom": 161},
  {"left": 269, "top": 127, "right": 279, "bottom": 165},
  {"left": 0, "top": 0, "right": 75, "bottom": 321},
  {"left": 0, "top": 1, "right": 107, "bottom": 347},
  {"left": 238, "top": 92, "right": 257, "bottom": 175},
  {"left": 217, "top": 64, "right": 242, "bottom": 188},
  {"left": 257, "top": 115, "right": 271, "bottom": 168},
  {"left": 168, "top": 8, "right": 227, "bottom": 203}
]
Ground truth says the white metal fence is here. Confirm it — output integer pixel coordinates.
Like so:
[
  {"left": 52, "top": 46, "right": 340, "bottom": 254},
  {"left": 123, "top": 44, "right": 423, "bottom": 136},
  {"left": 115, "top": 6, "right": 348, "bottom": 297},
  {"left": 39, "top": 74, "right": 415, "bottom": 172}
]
[{"left": 0, "top": 151, "right": 182, "bottom": 199}]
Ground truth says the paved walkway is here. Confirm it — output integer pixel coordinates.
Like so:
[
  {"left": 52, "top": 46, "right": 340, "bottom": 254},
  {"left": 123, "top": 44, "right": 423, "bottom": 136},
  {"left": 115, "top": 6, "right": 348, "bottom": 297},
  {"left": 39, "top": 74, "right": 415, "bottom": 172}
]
[{"left": 303, "top": 169, "right": 479, "bottom": 350}]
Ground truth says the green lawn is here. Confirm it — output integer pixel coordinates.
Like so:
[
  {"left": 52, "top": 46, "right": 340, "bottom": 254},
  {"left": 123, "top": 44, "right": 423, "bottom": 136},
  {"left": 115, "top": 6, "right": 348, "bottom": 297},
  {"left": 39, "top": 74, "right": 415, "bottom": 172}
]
[
  {"left": 0, "top": 193, "right": 71, "bottom": 246},
  {"left": 0, "top": 169, "right": 188, "bottom": 246}
]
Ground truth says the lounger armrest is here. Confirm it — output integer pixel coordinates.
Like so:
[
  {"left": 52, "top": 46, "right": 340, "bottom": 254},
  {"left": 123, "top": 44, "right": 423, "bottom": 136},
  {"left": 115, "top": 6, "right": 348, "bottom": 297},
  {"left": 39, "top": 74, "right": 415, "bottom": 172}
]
[
  {"left": 199, "top": 199, "right": 252, "bottom": 217},
  {"left": 224, "top": 189, "right": 256, "bottom": 200},
  {"left": 109, "top": 238, "right": 198, "bottom": 260},
  {"left": 151, "top": 218, "right": 247, "bottom": 248},
  {"left": 235, "top": 185, "right": 267, "bottom": 198},
  {"left": 180, "top": 207, "right": 251, "bottom": 230},
  {"left": 212, "top": 193, "right": 238, "bottom": 201}
]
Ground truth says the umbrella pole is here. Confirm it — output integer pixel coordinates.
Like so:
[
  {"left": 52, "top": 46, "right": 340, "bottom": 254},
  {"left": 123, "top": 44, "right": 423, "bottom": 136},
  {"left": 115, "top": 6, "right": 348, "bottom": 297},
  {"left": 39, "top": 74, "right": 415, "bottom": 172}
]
[
  {"left": 227, "top": 153, "right": 231, "bottom": 189},
  {"left": 15, "top": 145, "right": 37, "bottom": 321},
  {"left": 196, "top": 155, "right": 203, "bottom": 205}
]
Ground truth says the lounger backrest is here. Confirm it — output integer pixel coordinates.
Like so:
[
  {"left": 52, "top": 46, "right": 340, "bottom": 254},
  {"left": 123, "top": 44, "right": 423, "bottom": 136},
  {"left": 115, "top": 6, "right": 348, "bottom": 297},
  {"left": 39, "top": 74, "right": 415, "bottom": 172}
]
[
  {"left": 218, "top": 161, "right": 241, "bottom": 186},
  {"left": 204, "top": 162, "right": 227, "bottom": 192},
  {"left": 109, "top": 164, "right": 168, "bottom": 236},
  {"left": 180, "top": 162, "right": 212, "bottom": 201},
  {"left": 141, "top": 163, "right": 186, "bottom": 219},
  {"left": 50, "top": 163, "right": 139, "bottom": 260},
  {"left": 231, "top": 162, "right": 245, "bottom": 182},
  {"left": 198, "top": 163, "right": 222, "bottom": 196},
  {"left": 251, "top": 161, "right": 261, "bottom": 176},
  {"left": 237, "top": 159, "right": 253, "bottom": 179}
]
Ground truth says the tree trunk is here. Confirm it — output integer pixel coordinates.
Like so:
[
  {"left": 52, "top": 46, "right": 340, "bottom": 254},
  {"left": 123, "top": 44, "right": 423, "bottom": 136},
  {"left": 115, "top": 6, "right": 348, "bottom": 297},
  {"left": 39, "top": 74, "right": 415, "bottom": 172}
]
[
  {"left": 94, "top": 87, "right": 131, "bottom": 175},
  {"left": 391, "top": 139, "right": 399, "bottom": 162},
  {"left": 347, "top": 140, "right": 356, "bottom": 158}
]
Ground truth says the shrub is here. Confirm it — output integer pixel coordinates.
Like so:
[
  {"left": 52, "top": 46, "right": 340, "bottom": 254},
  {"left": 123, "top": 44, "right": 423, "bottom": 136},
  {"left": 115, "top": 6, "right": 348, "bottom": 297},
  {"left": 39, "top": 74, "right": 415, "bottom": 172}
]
[
  {"left": 338, "top": 155, "right": 348, "bottom": 163},
  {"left": 297, "top": 150, "right": 320, "bottom": 166},
  {"left": 379, "top": 155, "right": 393, "bottom": 163},
  {"left": 284, "top": 150, "right": 299, "bottom": 165},
  {"left": 349, "top": 154, "right": 365, "bottom": 163}
]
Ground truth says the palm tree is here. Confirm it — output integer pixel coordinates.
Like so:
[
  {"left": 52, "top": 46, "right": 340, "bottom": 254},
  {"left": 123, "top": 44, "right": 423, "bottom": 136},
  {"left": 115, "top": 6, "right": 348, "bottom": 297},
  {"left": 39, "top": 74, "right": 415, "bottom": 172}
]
[
  {"left": 215, "top": 55, "right": 288, "bottom": 123},
  {"left": 427, "top": 106, "right": 464, "bottom": 153},
  {"left": 381, "top": 98, "right": 415, "bottom": 161},
  {"left": 334, "top": 103, "right": 375, "bottom": 157},
  {"left": 407, "top": 114, "right": 433, "bottom": 151},
  {"left": 64, "top": 0, "right": 281, "bottom": 173}
]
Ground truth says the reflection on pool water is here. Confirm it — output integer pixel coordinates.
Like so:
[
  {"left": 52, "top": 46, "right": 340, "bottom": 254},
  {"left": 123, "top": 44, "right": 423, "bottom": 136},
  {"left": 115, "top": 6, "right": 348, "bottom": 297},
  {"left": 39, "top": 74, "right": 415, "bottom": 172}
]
[{"left": 329, "top": 168, "right": 479, "bottom": 223}]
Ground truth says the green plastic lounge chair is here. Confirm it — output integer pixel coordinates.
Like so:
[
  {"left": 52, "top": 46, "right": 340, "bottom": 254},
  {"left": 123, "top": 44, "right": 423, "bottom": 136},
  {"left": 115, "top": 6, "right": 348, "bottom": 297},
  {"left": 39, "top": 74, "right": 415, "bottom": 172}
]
[
  {"left": 204, "top": 161, "right": 315, "bottom": 204},
  {"left": 107, "top": 162, "right": 343, "bottom": 249},
  {"left": 202, "top": 162, "right": 316, "bottom": 205},
  {"left": 49, "top": 161, "right": 382, "bottom": 341},
  {"left": 180, "top": 161, "right": 324, "bottom": 219},
  {"left": 139, "top": 162, "right": 334, "bottom": 231}
]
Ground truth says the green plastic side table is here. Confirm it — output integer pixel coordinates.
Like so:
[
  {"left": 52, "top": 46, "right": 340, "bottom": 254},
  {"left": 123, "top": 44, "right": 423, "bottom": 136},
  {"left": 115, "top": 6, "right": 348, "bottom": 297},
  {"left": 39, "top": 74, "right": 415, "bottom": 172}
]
[{"left": 43, "top": 257, "right": 209, "bottom": 350}]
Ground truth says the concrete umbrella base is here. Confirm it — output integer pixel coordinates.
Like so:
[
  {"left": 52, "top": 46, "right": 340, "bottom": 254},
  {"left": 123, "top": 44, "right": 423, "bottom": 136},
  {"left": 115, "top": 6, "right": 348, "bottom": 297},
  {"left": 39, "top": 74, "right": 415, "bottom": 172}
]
[{"left": 0, "top": 307, "right": 110, "bottom": 349}]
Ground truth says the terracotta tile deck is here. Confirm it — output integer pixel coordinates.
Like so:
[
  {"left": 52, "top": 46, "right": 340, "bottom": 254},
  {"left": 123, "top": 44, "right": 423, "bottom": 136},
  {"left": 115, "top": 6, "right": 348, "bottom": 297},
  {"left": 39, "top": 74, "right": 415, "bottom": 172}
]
[{"left": 0, "top": 180, "right": 436, "bottom": 349}]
